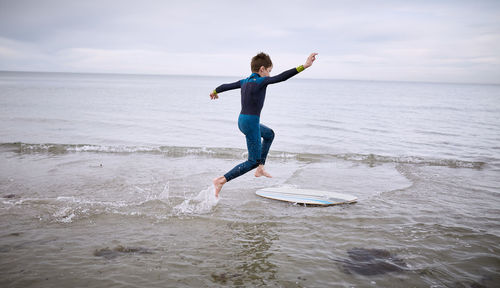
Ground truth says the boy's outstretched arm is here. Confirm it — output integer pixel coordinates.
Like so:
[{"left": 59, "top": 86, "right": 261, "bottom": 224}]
[
  {"left": 210, "top": 80, "right": 241, "bottom": 100},
  {"left": 264, "top": 52, "right": 318, "bottom": 85}
]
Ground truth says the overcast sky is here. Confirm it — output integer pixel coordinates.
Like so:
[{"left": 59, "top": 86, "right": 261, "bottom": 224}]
[{"left": 1, "top": 0, "right": 499, "bottom": 84}]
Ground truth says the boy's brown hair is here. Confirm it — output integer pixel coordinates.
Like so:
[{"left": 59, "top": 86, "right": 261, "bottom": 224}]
[{"left": 251, "top": 52, "right": 273, "bottom": 73}]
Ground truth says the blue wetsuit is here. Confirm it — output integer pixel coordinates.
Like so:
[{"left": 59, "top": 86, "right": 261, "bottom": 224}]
[{"left": 214, "top": 66, "right": 304, "bottom": 181}]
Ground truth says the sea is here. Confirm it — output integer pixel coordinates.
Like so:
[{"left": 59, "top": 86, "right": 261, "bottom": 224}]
[{"left": 0, "top": 71, "right": 499, "bottom": 287}]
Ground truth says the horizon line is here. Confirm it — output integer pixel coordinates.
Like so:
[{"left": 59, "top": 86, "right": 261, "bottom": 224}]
[{"left": 1, "top": 69, "right": 498, "bottom": 87}]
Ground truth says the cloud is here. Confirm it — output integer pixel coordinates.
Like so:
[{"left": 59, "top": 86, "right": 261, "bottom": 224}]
[
  {"left": 0, "top": 0, "right": 499, "bottom": 83},
  {"left": 0, "top": 37, "right": 53, "bottom": 71},
  {"left": 51, "top": 48, "right": 248, "bottom": 76}
]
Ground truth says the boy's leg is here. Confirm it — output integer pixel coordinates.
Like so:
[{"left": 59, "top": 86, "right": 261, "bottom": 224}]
[
  {"left": 223, "top": 118, "right": 261, "bottom": 181},
  {"left": 259, "top": 124, "right": 275, "bottom": 164},
  {"left": 255, "top": 123, "right": 274, "bottom": 178},
  {"left": 215, "top": 114, "right": 262, "bottom": 197}
]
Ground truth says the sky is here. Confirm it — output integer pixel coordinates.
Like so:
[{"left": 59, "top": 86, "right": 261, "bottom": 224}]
[{"left": 0, "top": 0, "right": 499, "bottom": 84}]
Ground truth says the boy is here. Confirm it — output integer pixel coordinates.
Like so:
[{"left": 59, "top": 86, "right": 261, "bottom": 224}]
[{"left": 210, "top": 52, "right": 318, "bottom": 197}]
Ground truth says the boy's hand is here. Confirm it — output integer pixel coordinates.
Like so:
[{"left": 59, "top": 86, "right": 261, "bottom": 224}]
[
  {"left": 210, "top": 91, "right": 219, "bottom": 100},
  {"left": 304, "top": 53, "right": 318, "bottom": 69}
]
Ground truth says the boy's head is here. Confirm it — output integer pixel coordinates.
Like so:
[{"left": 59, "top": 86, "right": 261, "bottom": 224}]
[{"left": 251, "top": 52, "right": 273, "bottom": 75}]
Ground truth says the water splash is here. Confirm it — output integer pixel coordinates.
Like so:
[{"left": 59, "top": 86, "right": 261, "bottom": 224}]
[
  {"left": 173, "top": 185, "right": 219, "bottom": 215},
  {"left": 11, "top": 183, "right": 216, "bottom": 223},
  {"left": 136, "top": 181, "right": 170, "bottom": 203}
]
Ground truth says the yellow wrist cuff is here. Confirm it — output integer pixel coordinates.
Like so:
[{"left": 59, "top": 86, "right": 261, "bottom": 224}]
[
  {"left": 296, "top": 65, "right": 305, "bottom": 72},
  {"left": 212, "top": 89, "right": 218, "bottom": 95}
]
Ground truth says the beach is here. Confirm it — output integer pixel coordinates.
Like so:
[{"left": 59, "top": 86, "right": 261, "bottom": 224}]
[{"left": 1, "top": 71, "right": 499, "bottom": 287}]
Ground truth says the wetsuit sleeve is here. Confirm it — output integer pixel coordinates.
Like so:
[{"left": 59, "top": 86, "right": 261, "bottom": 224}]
[
  {"left": 262, "top": 66, "right": 304, "bottom": 86},
  {"left": 214, "top": 80, "right": 241, "bottom": 94}
]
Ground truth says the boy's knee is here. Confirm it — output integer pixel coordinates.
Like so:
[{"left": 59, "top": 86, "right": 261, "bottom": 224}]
[
  {"left": 265, "top": 129, "right": 275, "bottom": 140},
  {"left": 248, "top": 159, "right": 260, "bottom": 168}
]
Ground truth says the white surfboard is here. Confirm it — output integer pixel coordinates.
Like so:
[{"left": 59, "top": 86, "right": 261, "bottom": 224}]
[{"left": 256, "top": 187, "right": 357, "bottom": 206}]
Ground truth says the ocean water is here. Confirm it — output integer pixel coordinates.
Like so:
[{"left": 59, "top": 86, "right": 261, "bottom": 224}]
[{"left": 0, "top": 71, "right": 499, "bottom": 287}]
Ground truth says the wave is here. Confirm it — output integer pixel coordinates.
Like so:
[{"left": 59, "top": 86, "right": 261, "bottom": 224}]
[
  {"left": 0, "top": 142, "right": 485, "bottom": 169},
  {"left": 0, "top": 142, "right": 243, "bottom": 158}
]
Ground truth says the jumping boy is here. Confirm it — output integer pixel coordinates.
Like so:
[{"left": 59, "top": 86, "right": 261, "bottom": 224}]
[{"left": 210, "top": 52, "right": 318, "bottom": 197}]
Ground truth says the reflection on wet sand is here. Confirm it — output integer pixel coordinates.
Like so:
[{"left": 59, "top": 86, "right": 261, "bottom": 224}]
[
  {"left": 336, "top": 248, "right": 407, "bottom": 276},
  {"left": 211, "top": 222, "right": 278, "bottom": 286},
  {"left": 94, "top": 245, "right": 153, "bottom": 260}
]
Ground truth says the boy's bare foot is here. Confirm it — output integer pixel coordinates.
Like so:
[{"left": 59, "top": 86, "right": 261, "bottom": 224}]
[
  {"left": 255, "top": 164, "right": 272, "bottom": 178},
  {"left": 213, "top": 176, "right": 227, "bottom": 198}
]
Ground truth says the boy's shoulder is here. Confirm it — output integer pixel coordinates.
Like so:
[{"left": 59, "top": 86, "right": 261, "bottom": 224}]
[{"left": 241, "top": 73, "right": 266, "bottom": 85}]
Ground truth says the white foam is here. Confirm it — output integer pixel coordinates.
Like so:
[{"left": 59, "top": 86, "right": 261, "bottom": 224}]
[
  {"left": 173, "top": 185, "right": 219, "bottom": 215},
  {"left": 53, "top": 207, "right": 76, "bottom": 223},
  {"left": 55, "top": 196, "right": 129, "bottom": 208}
]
